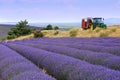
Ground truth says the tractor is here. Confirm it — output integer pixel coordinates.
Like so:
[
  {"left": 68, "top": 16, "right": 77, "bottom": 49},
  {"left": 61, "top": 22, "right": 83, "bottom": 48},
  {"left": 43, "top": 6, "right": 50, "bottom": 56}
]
[{"left": 81, "top": 17, "right": 107, "bottom": 30}]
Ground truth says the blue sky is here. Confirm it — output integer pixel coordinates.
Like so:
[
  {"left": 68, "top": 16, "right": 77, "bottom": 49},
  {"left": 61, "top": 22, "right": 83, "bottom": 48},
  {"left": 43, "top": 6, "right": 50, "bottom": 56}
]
[{"left": 0, "top": 0, "right": 120, "bottom": 22}]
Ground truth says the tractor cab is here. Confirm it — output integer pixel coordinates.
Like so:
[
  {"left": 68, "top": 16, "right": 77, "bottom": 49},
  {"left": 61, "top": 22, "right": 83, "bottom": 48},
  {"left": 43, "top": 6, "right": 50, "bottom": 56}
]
[{"left": 92, "top": 18, "right": 104, "bottom": 23}]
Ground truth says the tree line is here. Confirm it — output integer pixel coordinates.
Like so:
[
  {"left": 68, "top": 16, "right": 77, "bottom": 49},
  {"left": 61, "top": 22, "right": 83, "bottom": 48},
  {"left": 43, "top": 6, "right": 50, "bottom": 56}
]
[{"left": 7, "top": 20, "right": 59, "bottom": 39}]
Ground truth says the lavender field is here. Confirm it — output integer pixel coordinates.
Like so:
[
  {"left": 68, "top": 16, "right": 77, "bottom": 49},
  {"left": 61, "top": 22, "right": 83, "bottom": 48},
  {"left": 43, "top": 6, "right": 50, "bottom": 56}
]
[{"left": 0, "top": 37, "right": 120, "bottom": 80}]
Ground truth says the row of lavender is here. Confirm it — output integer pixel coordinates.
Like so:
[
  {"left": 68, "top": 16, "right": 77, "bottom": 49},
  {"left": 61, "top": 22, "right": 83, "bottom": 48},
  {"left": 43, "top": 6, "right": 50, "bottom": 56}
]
[
  {"left": 0, "top": 44, "right": 56, "bottom": 80},
  {"left": 13, "top": 41, "right": 120, "bottom": 71},
  {"left": 2, "top": 42, "right": 120, "bottom": 80},
  {"left": 7, "top": 37, "right": 120, "bottom": 71},
  {"left": 19, "top": 38, "right": 120, "bottom": 56},
  {"left": 11, "top": 38, "right": 120, "bottom": 56},
  {"left": 30, "top": 37, "right": 120, "bottom": 47}
]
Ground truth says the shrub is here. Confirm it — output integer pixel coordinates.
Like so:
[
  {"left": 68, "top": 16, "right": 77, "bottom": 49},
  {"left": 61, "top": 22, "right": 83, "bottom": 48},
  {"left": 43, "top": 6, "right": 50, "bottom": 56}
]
[
  {"left": 99, "top": 32, "right": 109, "bottom": 37},
  {"left": 95, "top": 28, "right": 101, "bottom": 33},
  {"left": 34, "top": 30, "right": 44, "bottom": 38},
  {"left": 7, "top": 34, "right": 17, "bottom": 39},
  {"left": 110, "top": 28, "right": 116, "bottom": 32},
  {"left": 54, "top": 26, "right": 59, "bottom": 30},
  {"left": 54, "top": 31, "right": 59, "bottom": 35},
  {"left": 69, "top": 29, "right": 78, "bottom": 37}
]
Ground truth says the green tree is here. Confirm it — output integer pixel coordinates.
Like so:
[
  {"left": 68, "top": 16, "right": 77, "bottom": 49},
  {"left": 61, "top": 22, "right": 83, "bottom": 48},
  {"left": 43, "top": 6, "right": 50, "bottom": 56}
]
[
  {"left": 16, "top": 20, "right": 32, "bottom": 35},
  {"left": 54, "top": 26, "right": 59, "bottom": 30},
  {"left": 7, "top": 20, "right": 33, "bottom": 39},
  {"left": 46, "top": 24, "right": 53, "bottom": 30}
]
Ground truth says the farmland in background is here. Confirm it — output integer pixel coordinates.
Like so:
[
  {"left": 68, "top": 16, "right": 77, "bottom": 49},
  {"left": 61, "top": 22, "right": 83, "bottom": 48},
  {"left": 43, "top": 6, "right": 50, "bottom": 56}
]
[
  {"left": 3, "top": 25, "right": 120, "bottom": 41},
  {"left": 0, "top": 25, "right": 14, "bottom": 39},
  {"left": 0, "top": 23, "right": 120, "bottom": 41}
]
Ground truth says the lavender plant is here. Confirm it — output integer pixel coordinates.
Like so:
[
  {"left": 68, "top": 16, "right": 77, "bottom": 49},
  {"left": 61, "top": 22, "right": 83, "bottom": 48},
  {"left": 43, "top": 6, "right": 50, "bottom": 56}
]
[
  {"left": 15, "top": 42, "right": 120, "bottom": 71},
  {"left": 4, "top": 43, "right": 120, "bottom": 80},
  {"left": 0, "top": 44, "right": 56, "bottom": 80},
  {"left": 13, "top": 39, "right": 120, "bottom": 56}
]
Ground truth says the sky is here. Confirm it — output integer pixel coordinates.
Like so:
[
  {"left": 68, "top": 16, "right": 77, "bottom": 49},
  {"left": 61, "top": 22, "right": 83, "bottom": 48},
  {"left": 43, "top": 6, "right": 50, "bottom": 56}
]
[{"left": 0, "top": 0, "right": 120, "bottom": 22}]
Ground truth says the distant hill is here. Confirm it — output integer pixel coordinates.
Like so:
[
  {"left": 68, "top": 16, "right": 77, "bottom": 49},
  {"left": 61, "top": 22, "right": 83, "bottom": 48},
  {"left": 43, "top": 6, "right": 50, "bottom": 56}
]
[
  {"left": 0, "top": 24, "right": 14, "bottom": 39},
  {"left": 0, "top": 24, "right": 43, "bottom": 29},
  {"left": 1, "top": 18, "right": 120, "bottom": 28},
  {"left": 0, "top": 24, "right": 16, "bottom": 27}
]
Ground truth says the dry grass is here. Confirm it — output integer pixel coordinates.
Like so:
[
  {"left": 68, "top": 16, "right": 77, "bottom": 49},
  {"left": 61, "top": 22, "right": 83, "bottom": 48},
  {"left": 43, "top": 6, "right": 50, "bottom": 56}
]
[
  {"left": 5, "top": 25, "right": 120, "bottom": 41},
  {"left": 6, "top": 34, "right": 34, "bottom": 41},
  {"left": 41, "top": 30, "right": 70, "bottom": 38}
]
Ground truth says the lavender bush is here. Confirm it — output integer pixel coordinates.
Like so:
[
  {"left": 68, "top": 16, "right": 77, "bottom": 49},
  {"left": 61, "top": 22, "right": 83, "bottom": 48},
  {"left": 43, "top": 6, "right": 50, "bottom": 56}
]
[
  {"left": 21, "top": 37, "right": 120, "bottom": 47},
  {"left": 12, "top": 71, "right": 55, "bottom": 80},
  {"left": 15, "top": 42, "right": 120, "bottom": 71},
  {"left": 0, "top": 44, "right": 56, "bottom": 80},
  {"left": 12, "top": 37, "right": 120, "bottom": 55},
  {"left": 25, "top": 40, "right": 120, "bottom": 56},
  {"left": 4, "top": 43, "right": 120, "bottom": 80}
]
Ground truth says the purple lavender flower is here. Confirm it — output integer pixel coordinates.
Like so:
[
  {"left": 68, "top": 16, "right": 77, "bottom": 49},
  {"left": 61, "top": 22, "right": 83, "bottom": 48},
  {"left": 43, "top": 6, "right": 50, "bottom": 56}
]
[
  {"left": 13, "top": 38, "right": 120, "bottom": 56},
  {"left": 0, "top": 44, "right": 56, "bottom": 80},
  {"left": 14, "top": 42, "right": 120, "bottom": 71},
  {"left": 12, "top": 71, "right": 55, "bottom": 80},
  {"left": 4, "top": 43, "right": 120, "bottom": 80},
  {"left": 1, "top": 62, "right": 40, "bottom": 79},
  {"left": 0, "top": 56, "right": 28, "bottom": 72},
  {"left": 18, "top": 37, "right": 120, "bottom": 47}
]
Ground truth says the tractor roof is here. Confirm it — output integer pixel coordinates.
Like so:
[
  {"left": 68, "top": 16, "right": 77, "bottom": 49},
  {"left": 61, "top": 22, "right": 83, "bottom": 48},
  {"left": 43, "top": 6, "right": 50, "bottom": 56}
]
[{"left": 93, "top": 17, "right": 102, "bottom": 19}]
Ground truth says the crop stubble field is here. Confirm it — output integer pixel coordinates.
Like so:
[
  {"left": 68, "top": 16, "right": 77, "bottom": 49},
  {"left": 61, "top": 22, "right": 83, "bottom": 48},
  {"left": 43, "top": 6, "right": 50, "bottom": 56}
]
[{"left": 0, "top": 37, "right": 120, "bottom": 80}]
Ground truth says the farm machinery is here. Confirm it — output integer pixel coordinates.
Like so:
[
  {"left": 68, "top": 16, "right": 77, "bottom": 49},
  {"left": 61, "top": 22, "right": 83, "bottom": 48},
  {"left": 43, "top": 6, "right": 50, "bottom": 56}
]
[{"left": 81, "top": 17, "right": 107, "bottom": 30}]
